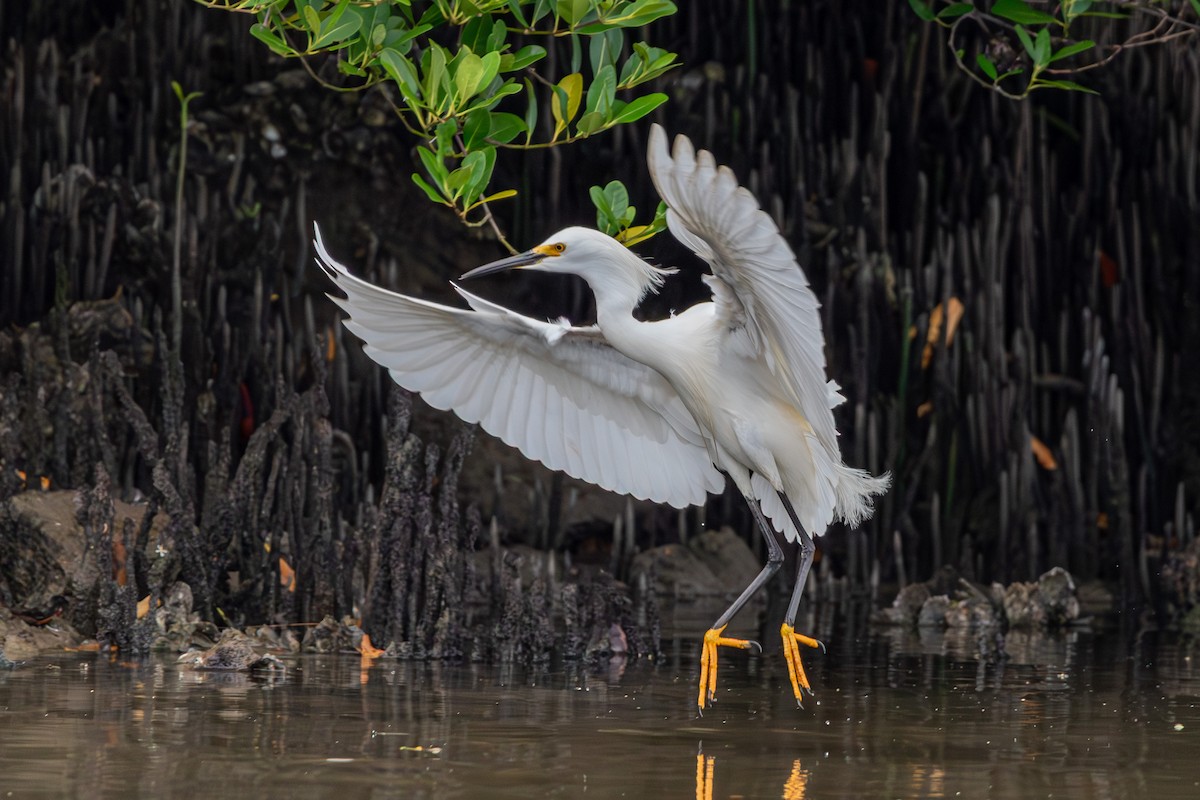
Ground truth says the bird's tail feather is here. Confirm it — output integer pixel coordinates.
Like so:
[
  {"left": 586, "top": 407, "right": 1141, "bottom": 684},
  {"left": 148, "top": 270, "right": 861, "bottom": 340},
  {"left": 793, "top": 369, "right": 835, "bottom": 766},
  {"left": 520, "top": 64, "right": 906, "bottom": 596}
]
[{"left": 834, "top": 465, "right": 891, "bottom": 529}]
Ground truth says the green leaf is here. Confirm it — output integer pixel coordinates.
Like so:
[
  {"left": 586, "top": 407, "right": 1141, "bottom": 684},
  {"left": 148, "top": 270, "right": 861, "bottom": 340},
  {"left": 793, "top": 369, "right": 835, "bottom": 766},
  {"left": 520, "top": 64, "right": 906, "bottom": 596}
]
[
  {"left": 411, "top": 173, "right": 448, "bottom": 204},
  {"left": 478, "top": 50, "right": 502, "bottom": 90},
  {"left": 466, "top": 82, "right": 522, "bottom": 113},
  {"left": 417, "top": 145, "right": 448, "bottom": 183},
  {"left": 1062, "top": 0, "right": 1093, "bottom": 22},
  {"left": 608, "top": 92, "right": 666, "bottom": 125},
  {"left": 556, "top": 0, "right": 590, "bottom": 25},
  {"left": 1048, "top": 39, "right": 1094, "bottom": 63},
  {"left": 937, "top": 3, "right": 972, "bottom": 20},
  {"left": 1032, "top": 78, "right": 1098, "bottom": 94},
  {"left": 976, "top": 53, "right": 999, "bottom": 81},
  {"left": 991, "top": 0, "right": 1057, "bottom": 26},
  {"left": 1033, "top": 28, "right": 1051, "bottom": 68},
  {"left": 302, "top": 4, "right": 321, "bottom": 35},
  {"left": 475, "top": 188, "right": 517, "bottom": 205},
  {"left": 460, "top": 147, "right": 495, "bottom": 206},
  {"left": 424, "top": 44, "right": 449, "bottom": 112},
  {"left": 1014, "top": 26, "right": 1038, "bottom": 63},
  {"left": 455, "top": 51, "right": 486, "bottom": 104},
  {"left": 585, "top": 63, "right": 617, "bottom": 118},
  {"left": 589, "top": 28, "right": 623, "bottom": 76},
  {"left": 579, "top": 0, "right": 677, "bottom": 31},
  {"left": 250, "top": 23, "right": 292, "bottom": 57},
  {"left": 523, "top": 78, "right": 537, "bottom": 144},
  {"left": 486, "top": 112, "right": 526, "bottom": 144},
  {"left": 434, "top": 119, "right": 458, "bottom": 157},
  {"left": 907, "top": 0, "right": 936, "bottom": 22},
  {"left": 590, "top": 180, "right": 631, "bottom": 234},
  {"left": 462, "top": 109, "right": 491, "bottom": 149},
  {"left": 551, "top": 72, "right": 583, "bottom": 138},
  {"left": 312, "top": 1, "right": 360, "bottom": 49},
  {"left": 1191, "top": 0, "right": 1200, "bottom": 18},
  {"left": 505, "top": 45, "right": 546, "bottom": 72},
  {"left": 379, "top": 49, "right": 421, "bottom": 101},
  {"left": 575, "top": 110, "right": 605, "bottom": 135}
]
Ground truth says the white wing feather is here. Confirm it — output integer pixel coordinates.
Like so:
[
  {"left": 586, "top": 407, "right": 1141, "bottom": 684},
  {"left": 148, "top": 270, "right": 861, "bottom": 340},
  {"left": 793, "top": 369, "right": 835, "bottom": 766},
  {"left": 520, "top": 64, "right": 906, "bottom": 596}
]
[
  {"left": 314, "top": 226, "right": 724, "bottom": 508},
  {"left": 647, "top": 124, "right": 841, "bottom": 455}
]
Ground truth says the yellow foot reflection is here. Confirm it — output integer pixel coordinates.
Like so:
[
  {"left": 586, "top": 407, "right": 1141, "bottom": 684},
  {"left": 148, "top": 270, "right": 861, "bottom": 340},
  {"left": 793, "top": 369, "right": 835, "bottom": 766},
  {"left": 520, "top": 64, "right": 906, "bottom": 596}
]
[
  {"left": 780, "top": 622, "right": 824, "bottom": 706},
  {"left": 695, "top": 751, "right": 714, "bottom": 800},
  {"left": 697, "top": 624, "right": 760, "bottom": 712}
]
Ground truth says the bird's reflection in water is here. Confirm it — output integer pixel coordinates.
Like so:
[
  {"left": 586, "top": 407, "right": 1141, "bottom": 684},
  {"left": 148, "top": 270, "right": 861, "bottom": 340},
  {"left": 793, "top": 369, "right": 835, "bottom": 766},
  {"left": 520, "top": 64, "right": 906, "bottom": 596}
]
[
  {"left": 695, "top": 751, "right": 715, "bottom": 800},
  {"left": 695, "top": 748, "right": 810, "bottom": 800},
  {"left": 781, "top": 758, "right": 810, "bottom": 799}
]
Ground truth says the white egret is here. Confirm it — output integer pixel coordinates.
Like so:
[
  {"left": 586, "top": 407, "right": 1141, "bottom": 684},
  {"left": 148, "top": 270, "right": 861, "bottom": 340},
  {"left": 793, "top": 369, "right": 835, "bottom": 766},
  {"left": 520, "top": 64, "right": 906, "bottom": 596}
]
[{"left": 315, "top": 124, "right": 889, "bottom": 711}]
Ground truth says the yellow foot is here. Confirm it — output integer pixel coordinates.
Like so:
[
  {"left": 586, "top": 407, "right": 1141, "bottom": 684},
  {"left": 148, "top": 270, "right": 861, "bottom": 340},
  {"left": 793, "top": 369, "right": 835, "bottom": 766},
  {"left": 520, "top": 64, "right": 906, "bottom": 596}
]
[
  {"left": 697, "top": 624, "right": 760, "bottom": 712},
  {"left": 780, "top": 623, "right": 825, "bottom": 706}
]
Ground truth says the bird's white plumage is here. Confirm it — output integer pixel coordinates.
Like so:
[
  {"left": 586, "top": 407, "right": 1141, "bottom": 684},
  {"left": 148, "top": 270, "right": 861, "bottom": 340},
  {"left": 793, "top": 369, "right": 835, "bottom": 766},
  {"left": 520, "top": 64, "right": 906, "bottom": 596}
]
[
  {"left": 314, "top": 227, "right": 724, "bottom": 508},
  {"left": 643, "top": 125, "right": 888, "bottom": 539},
  {"left": 647, "top": 126, "right": 839, "bottom": 454},
  {"left": 316, "top": 124, "right": 887, "bottom": 545}
]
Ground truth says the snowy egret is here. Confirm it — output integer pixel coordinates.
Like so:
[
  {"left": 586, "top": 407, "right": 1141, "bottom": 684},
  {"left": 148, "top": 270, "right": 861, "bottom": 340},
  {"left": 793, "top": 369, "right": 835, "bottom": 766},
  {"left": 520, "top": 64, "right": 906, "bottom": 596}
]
[{"left": 315, "top": 124, "right": 889, "bottom": 711}]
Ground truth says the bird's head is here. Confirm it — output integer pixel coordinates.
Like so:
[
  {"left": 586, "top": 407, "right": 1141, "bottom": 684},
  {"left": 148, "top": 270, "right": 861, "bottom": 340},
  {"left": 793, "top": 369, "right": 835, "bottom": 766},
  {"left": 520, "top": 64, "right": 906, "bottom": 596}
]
[
  {"left": 460, "top": 227, "right": 619, "bottom": 280},
  {"left": 460, "top": 226, "right": 675, "bottom": 302}
]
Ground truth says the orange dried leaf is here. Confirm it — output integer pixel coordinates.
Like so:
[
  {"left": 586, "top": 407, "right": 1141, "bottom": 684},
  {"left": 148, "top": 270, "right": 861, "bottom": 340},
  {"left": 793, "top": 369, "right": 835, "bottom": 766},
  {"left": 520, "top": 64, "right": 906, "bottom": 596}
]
[
  {"left": 1096, "top": 512, "right": 1109, "bottom": 530},
  {"left": 66, "top": 642, "right": 102, "bottom": 652},
  {"left": 39, "top": 476, "right": 50, "bottom": 490},
  {"left": 279, "top": 557, "right": 296, "bottom": 593},
  {"left": 920, "top": 297, "right": 965, "bottom": 368},
  {"left": 357, "top": 633, "right": 385, "bottom": 658},
  {"left": 1030, "top": 436, "right": 1058, "bottom": 470},
  {"left": 136, "top": 595, "right": 151, "bottom": 619},
  {"left": 325, "top": 326, "right": 337, "bottom": 362},
  {"left": 916, "top": 401, "right": 934, "bottom": 418},
  {"left": 112, "top": 539, "right": 128, "bottom": 586}
]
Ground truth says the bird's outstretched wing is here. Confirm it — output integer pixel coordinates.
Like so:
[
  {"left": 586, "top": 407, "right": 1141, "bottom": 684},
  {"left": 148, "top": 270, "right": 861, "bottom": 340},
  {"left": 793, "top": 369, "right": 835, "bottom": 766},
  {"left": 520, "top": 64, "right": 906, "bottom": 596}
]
[
  {"left": 647, "top": 124, "right": 842, "bottom": 454},
  {"left": 315, "top": 226, "right": 724, "bottom": 508}
]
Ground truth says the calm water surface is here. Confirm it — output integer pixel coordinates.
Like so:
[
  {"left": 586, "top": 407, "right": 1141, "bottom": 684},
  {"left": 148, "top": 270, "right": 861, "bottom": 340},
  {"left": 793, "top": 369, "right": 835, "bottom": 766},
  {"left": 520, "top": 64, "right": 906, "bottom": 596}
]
[{"left": 2, "top": 608, "right": 1198, "bottom": 799}]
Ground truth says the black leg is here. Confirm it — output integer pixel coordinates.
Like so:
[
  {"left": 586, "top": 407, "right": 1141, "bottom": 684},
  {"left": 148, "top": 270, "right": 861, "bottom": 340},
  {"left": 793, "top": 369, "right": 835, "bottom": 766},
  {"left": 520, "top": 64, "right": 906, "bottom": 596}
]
[
  {"left": 777, "top": 491, "right": 824, "bottom": 705},
  {"left": 711, "top": 498, "right": 784, "bottom": 632},
  {"left": 779, "top": 492, "right": 817, "bottom": 626},
  {"left": 697, "top": 491, "right": 784, "bottom": 711}
]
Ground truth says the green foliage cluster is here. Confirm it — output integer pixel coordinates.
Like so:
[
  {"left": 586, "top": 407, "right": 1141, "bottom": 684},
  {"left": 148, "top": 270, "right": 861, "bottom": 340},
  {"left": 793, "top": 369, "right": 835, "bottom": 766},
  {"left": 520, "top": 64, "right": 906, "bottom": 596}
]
[
  {"left": 908, "top": 0, "right": 1200, "bottom": 99},
  {"left": 197, "top": 0, "right": 680, "bottom": 248}
]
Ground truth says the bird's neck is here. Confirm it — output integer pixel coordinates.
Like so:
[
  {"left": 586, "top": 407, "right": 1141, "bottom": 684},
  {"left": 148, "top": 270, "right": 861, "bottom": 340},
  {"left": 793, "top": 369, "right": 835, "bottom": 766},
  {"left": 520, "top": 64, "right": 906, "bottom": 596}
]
[
  {"left": 594, "top": 285, "right": 663, "bottom": 368},
  {"left": 587, "top": 250, "right": 672, "bottom": 363}
]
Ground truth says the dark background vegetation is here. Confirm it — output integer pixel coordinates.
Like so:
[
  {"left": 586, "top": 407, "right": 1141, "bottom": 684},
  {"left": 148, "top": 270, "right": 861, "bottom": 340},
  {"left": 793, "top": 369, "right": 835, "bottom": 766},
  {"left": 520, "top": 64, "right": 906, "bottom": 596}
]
[{"left": 1, "top": 1, "right": 1198, "bottom": 652}]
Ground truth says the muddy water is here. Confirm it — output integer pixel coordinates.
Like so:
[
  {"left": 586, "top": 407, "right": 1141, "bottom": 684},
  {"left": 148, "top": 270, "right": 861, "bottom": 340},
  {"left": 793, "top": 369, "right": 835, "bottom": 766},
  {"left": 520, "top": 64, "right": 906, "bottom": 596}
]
[{"left": 1, "top": 608, "right": 1198, "bottom": 799}]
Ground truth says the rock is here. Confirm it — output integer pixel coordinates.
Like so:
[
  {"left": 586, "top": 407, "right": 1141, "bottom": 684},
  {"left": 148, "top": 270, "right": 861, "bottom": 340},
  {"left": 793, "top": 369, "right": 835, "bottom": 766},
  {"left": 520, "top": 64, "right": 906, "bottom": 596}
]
[
  {"left": 0, "top": 489, "right": 167, "bottom": 637},
  {"left": 1162, "top": 538, "right": 1200, "bottom": 618},
  {"left": 944, "top": 594, "right": 1000, "bottom": 629},
  {"left": 874, "top": 582, "right": 931, "bottom": 625},
  {"left": 917, "top": 594, "right": 951, "bottom": 627},
  {"left": 687, "top": 527, "right": 764, "bottom": 596},
  {"left": 300, "top": 615, "right": 356, "bottom": 653},
  {"left": 1036, "top": 566, "right": 1079, "bottom": 626},
  {"left": 151, "top": 581, "right": 218, "bottom": 652},
  {"left": 630, "top": 527, "right": 762, "bottom": 600},
  {"left": 180, "top": 629, "right": 285, "bottom": 672},
  {"left": 0, "top": 605, "right": 83, "bottom": 661},
  {"left": 630, "top": 543, "right": 716, "bottom": 600},
  {"left": 1004, "top": 567, "right": 1080, "bottom": 628}
]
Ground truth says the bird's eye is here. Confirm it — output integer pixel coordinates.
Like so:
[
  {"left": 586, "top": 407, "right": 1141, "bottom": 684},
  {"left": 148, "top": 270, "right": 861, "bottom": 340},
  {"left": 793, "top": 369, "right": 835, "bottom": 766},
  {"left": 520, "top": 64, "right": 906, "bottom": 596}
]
[{"left": 552, "top": 243, "right": 566, "bottom": 254}]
